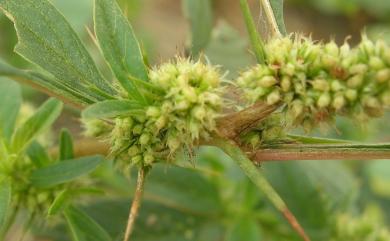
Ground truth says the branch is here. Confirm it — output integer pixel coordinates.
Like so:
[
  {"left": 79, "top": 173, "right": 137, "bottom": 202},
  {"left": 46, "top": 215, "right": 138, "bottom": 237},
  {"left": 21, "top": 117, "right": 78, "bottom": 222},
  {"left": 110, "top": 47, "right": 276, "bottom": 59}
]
[
  {"left": 60, "top": 139, "right": 390, "bottom": 162},
  {"left": 124, "top": 167, "right": 147, "bottom": 241},
  {"left": 250, "top": 144, "right": 390, "bottom": 162}
]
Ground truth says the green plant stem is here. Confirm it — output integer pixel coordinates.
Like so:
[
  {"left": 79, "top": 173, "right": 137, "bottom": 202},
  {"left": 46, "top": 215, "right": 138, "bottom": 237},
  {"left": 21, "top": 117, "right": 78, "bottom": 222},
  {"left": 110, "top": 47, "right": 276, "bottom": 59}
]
[
  {"left": 239, "top": 0, "right": 266, "bottom": 64},
  {"left": 214, "top": 138, "right": 311, "bottom": 241},
  {"left": 252, "top": 143, "right": 390, "bottom": 162},
  {"left": 258, "top": 0, "right": 282, "bottom": 37},
  {"left": 124, "top": 166, "right": 147, "bottom": 241}
]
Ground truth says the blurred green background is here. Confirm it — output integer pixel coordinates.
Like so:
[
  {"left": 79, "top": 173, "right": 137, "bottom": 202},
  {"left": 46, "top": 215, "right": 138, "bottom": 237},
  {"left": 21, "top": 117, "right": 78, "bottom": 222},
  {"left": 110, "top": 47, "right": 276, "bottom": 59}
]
[{"left": 1, "top": 0, "right": 390, "bottom": 240}]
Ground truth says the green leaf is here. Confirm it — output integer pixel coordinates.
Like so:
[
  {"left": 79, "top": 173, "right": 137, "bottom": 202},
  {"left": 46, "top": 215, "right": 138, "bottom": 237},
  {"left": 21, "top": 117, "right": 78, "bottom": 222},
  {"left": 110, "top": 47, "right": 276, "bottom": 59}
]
[
  {"left": 27, "top": 141, "right": 51, "bottom": 167},
  {"left": 264, "top": 161, "right": 357, "bottom": 239},
  {"left": 0, "top": 58, "right": 96, "bottom": 105},
  {"left": 0, "top": 180, "right": 11, "bottom": 231},
  {"left": 143, "top": 164, "right": 222, "bottom": 215},
  {"left": 183, "top": 0, "right": 214, "bottom": 56},
  {"left": 82, "top": 199, "right": 223, "bottom": 241},
  {"left": 48, "top": 190, "right": 71, "bottom": 216},
  {"left": 30, "top": 155, "right": 103, "bottom": 188},
  {"left": 11, "top": 98, "right": 63, "bottom": 152},
  {"left": 227, "top": 218, "right": 262, "bottom": 241},
  {"left": 269, "top": 0, "right": 287, "bottom": 35},
  {"left": 82, "top": 100, "right": 145, "bottom": 119},
  {"left": 0, "top": 78, "right": 21, "bottom": 141},
  {"left": 94, "top": 0, "right": 149, "bottom": 104},
  {"left": 0, "top": 0, "right": 114, "bottom": 103},
  {"left": 239, "top": 0, "right": 266, "bottom": 63},
  {"left": 59, "top": 129, "right": 74, "bottom": 161},
  {"left": 64, "top": 206, "right": 112, "bottom": 241}
]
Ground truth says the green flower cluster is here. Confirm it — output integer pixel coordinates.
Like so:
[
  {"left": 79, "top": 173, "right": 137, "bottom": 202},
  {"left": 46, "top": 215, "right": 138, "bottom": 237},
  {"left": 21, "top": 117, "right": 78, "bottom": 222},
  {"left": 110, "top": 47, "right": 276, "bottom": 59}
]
[
  {"left": 86, "top": 58, "right": 224, "bottom": 168},
  {"left": 1, "top": 154, "right": 61, "bottom": 213},
  {"left": 237, "top": 35, "right": 390, "bottom": 132},
  {"left": 331, "top": 207, "right": 390, "bottom": 241},
  {"left": 241, "top": 113, "right": 286, "bottom": 147}
]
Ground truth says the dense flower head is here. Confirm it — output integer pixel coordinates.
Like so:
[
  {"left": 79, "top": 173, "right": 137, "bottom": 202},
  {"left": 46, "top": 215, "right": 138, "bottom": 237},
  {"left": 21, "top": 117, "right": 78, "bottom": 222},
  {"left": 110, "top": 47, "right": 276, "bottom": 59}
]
[
  {"left": 85, "top": 58, "right": 224, "bottom": 169},
  {"left": 237, "top": 35, "right": 390, "bottom": 134}
]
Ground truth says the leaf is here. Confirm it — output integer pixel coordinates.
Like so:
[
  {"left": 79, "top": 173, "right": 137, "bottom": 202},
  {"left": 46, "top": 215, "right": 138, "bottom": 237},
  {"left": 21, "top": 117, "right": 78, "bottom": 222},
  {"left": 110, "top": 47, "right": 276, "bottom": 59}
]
[
  {"left": 239, "top": 0, "right": 266, "bottom": 63},
  {"left": 11, "top": 98, "right": 63, "bottom": 152},
  {"left": 27, "top": 141, "right": 51, "bottom": 167},
  {"left": 30, "top": 155, "right": 103, "bottom": 188},
  {"left": 59, "top": 129, "right": 74, "bottom": 161},
  {"left": 0, "top": 180, "right": 11, "bottom": 231},
  {"left": 268, "top": 0, "right": 287, "bottom": 35},
  {"left": 183, "top": 0, "right": 214, "bottom": 56},
  {"left": 205, "top": 22, "right": 254, "bottom": 78},
  {"left": 64, "top": 206, "right": 112, "bottom": 241},
  {"left": 0, "top": 0, "right": 114, "bottom": 104},
  {"left": 48, "top": 189, "right": 71, "bottom": 216},
  {"left": 0, "top": 58, "right": 95, "bottom": 106},
  {"left": 214, "top": 139, "right": 311, "bottom": 241},
  {"left": 143, "top": 164, "right": 222, "bottom": 215},
  {"left": 264, "top": 160, "right": 358, "bottom": 239},
  {"left": 0, "top": 77, "right": 21, "bottom": 141},
  {"left": 227, "top": 218, "right": 262, "bottom": 241},
  {"left": 94, "top": 0, "right": 149, "bottom": 104},
  {"left": 82, "top": 199, "right": 223, "bottom": 241},
  {"left": 82, "top": 100, "right": 145, "bottom": 119}
]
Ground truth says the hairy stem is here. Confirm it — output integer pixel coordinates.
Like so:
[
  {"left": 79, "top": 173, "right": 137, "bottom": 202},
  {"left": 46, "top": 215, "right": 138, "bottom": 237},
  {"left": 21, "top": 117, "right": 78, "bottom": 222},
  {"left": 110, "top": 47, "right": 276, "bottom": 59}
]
[
  {"left": 215, "top": 138, "right": 311, "bottom": 241},
  {"left": 259, "top": 0, "right": 282, "bottom": 37},
  {"left": 124, "top": 167, "right": 147, "bottom": 241}
]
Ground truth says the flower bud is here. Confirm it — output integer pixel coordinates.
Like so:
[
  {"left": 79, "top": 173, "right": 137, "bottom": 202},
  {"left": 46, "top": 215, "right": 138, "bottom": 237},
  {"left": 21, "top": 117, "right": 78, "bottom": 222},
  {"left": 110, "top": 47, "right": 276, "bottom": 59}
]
[
  {"left": 350, "top": 64, "right": 368, "bottom": 75},
  {"left": 345, "top": 89, "right": 358, "bottom": 101},
  {"left": 312, "top": 79, "right": 329, "bottom": 91},
  {"left": 325, "top": 41, "right": 339, "bottom": 56},
  {"left": 167, "top": 136, "right": 181, "bottom": 152},
  {"left": 282, "top": 63, "right": 295, "bottom": 76},
  {"left": 140, "top": 133, "right": 151, "bottom": 146},
  {"left": 317, "top": 92, "right": 331, "bottom": 108},
  {"left": 155, "top": 116, "right": 167, "bottom": 130},
  {"left": 131, "top": 155, "right": 143, "bottom": 165},
  {"left": 332, "top": 95, "right": 346, "bottom": 110},
  {"left": 249, "top": 134, "right": 260, "bottom": 147},
  {"left": 128, "top": 145, "right": 140, "bottom": 157},
  {"left": 191, "top": 106, "right": 206, "bottom": 120},
  {"left": 291, "top": 100, "right": 304, "bottom": 118},
  {"left": 347, "top": 75, "right": 364, "bottom": 88},
  {"left": 175, "top": 100, "right": 189, "bottom": 111},
  {"left": 331, "top": 80, "right": 344, "bottom": 92},
  {"left": 182, "top": 87, "right": 198, "bottom": 103},
  {"left": 144, "top": 154, "right": 155, "bottom": 165},
  {"left": 369, "top": 57, "right": 385, "bottom": 70},
  {"left": 281, "top": 76, "right": 291, "bottom": 92},
  {"left": 132, "top": 125, "right": 143, "bottom": 135},
  {"left": 146, "top": 106, "right": 161, "bottom": 118},
  {"left": 376, "top": 69, "right": 390, "bottom": 83},
  {"left": 267, "top": 90, "right": 281, "bottom": 105},
  {"left": 259, "top": 76, "right": 277, "bottom": 88}
]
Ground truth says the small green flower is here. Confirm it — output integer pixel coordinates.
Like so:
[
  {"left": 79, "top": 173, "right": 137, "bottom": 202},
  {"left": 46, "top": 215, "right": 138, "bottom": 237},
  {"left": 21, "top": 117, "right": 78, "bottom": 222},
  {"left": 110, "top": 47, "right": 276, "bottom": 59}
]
[
  {"left": 237, "top": 35, "right": 390, "bottom": 141},
  {"left": 85, "top": 58, "right": 224, "bottom": 169}
]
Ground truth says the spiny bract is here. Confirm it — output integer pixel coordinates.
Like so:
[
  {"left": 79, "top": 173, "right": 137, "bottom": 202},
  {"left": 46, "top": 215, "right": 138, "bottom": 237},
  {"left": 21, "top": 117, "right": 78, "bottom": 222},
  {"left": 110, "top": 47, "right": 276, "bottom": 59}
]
[
  {"left": 237, "top": 35, "right": 390, "bottom": 134},
  {"left": 85, "top": 58, "right": 224, "bottom": 169}
]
